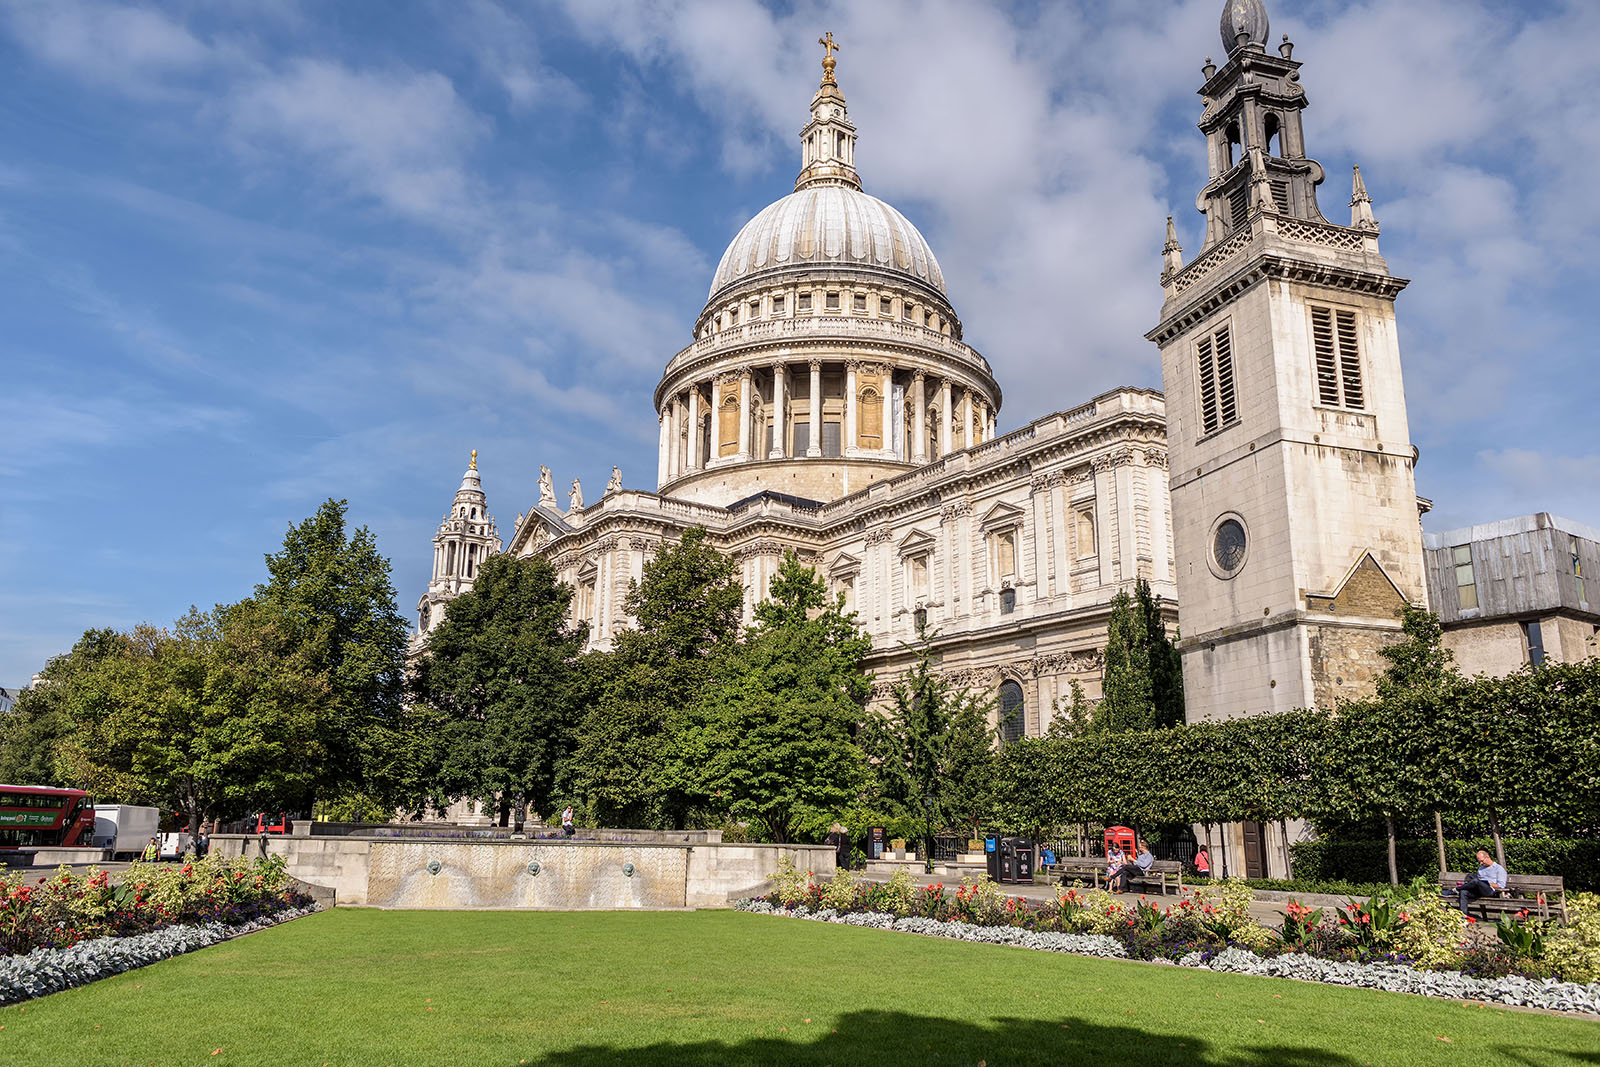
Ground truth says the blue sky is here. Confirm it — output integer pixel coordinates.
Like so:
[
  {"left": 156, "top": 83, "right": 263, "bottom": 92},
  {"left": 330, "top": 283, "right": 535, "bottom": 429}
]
[{"left": 4, "top": 0, "right": 1598, "bottom": 684}]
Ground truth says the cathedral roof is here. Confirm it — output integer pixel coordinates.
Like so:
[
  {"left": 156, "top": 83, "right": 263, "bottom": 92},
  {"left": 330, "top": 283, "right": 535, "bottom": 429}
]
[{"left": 708, "top": 185, "right": 945, "bottom": 303}]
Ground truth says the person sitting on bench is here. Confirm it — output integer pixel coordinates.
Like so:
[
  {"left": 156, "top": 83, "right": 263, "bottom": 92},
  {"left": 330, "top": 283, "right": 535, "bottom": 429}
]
[
  {"left": 1111, "top": 841, "right": 1154, "bottom": 893},
  {"left": 1454, "top": 850, "right": 1508, "bottom": 914}
]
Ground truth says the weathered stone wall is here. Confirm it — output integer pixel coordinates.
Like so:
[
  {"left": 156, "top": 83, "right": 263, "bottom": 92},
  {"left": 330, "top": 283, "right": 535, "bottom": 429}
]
[
  {"left": 1307, "top": 622, "right": 1403, "bottom": 711},
  {"left": 210, "top": 834, "right": 834, "bottom": 909}
]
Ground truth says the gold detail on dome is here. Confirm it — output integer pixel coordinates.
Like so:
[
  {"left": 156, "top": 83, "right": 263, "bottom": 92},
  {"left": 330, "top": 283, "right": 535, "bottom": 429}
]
[
  {"left": 469, "top": 449, "right": 477, "bottom": 470},
  {"left": 818, "top": 31, "right": 839, "bottom": 86}
]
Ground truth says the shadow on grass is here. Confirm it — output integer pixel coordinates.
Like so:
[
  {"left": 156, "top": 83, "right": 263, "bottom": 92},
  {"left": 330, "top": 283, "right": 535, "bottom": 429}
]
[{"left": 516, "top": 1008, "right": 1504, "bottom": 1067}]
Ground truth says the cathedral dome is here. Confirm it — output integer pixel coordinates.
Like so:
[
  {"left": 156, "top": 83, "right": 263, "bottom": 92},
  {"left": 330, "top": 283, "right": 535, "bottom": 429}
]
[{"left": 708, "top": 185, "right": 946, "bottom": 303}]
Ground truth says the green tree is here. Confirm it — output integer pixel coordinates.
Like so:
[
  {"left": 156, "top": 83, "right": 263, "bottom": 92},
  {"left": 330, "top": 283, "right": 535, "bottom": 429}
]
[
  {"left": 410, "top": 553, "right": 585, "bottom": 823},
  {"left": 569, "top": 527, "right": 744, "bottom": 828},
  {"left": 696, "top": 554, "right": 872, "bottom": 842},
  {"left": 860, "top": 620, "right": 996, "bottom": 859},
  {"left": 54, "top": 602, "right": 334, "bottom": 833},
  {"left": 1096, "top": 578, "right": 1184, "bottom": 732},
  {"left": 1137, "top": 578, "right": 1186, "bottom": 726},
  {"left": 0, "top": 629, "right": 126, "bottom": 787},
  {"left": 255, "top": 499, "right": 411, "bottom": 809}
]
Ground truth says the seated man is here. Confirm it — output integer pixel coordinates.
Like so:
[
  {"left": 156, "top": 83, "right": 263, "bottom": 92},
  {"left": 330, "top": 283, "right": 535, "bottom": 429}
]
[
  {"left": 1455, "top": 849, "right": 1508, "bottom": 915},
  {"left": 1111, "top": 841, "right": 1154, "bottom": 893}
]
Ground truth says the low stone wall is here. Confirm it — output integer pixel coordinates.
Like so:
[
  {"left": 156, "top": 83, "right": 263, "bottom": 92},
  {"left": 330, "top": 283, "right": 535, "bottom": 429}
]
[{"left": 210, "top": 834, "right": 832, "bottom": 909}]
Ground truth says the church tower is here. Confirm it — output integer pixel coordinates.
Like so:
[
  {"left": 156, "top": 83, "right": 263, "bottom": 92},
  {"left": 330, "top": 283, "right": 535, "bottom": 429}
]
[
  {"left": 1147, "top": 0, "right": 1426, "bottom": 721},
  {"left": 415, "top": 452, "right": 501, "bottom": 639}
]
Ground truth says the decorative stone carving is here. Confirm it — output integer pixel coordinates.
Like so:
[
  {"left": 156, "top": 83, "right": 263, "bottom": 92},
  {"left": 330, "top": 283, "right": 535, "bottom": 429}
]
[
  {"left": 864, "top": 527, "right": 892, "bottom": 546},
  {"left": 569, "top": 478, "right": 584, "bottom": 511},
  {"left": 605, "top": 466, "right": 623, "bottom": 495},
  {"left": 538, "top": 466, "right": 555, "bottom": 507}
]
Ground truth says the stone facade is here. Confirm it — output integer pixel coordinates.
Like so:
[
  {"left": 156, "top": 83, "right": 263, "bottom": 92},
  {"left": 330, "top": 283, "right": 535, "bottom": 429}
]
[
  {"left": 411, "top": 57, "right": 1178, "bottom": 735},
  {"left": 1146, "top": 13, "right": 1426, "bottom": 724}
]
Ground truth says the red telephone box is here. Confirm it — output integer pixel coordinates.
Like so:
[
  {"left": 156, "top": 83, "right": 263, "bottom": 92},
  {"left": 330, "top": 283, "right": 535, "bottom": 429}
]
[{"left": 1103, "top": 825, "right": 1136, "bottom": 856}]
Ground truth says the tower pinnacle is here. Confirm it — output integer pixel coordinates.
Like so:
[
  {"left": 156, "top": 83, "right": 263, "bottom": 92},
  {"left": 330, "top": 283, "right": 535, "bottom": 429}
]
[
  {"left": 1350, "top": 165, "right": 1379, "bottom": 232},
  {"left": 794, "top": 33, "right": 860, "bottom": 192}
]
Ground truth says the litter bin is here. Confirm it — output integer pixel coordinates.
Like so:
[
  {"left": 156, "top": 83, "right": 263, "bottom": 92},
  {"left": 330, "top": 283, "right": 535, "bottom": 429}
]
[
  {"left": 984, "top": 835, "right": 999, "bottom": 880},
  {"left": 1009, "top": 837, "right": 1036, "bottom": 885},
  {"left": 868, "top": 826, "right": 886, "bottom": 861}
]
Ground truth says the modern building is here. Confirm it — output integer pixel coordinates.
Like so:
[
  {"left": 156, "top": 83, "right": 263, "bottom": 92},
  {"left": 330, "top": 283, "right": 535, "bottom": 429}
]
[{"left": 1424, "top": 513, "right": 1600, "bottom": 675}]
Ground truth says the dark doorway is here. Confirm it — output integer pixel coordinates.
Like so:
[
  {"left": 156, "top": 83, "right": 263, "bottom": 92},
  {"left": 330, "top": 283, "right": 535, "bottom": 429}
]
[{"left": 1242, "top": 820, "right": 1267, "bottom": 879}]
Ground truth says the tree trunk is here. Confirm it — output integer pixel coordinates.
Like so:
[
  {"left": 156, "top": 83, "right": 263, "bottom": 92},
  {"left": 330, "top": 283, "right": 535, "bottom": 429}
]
[
  {"left": 1384, "top": 815, "right": 1399, "bottom": 885},
  {"left": 1489, "top": 808, "right": 1506, "bottom": 868},
  {"left": 1433, "top": 811, "right": 1448, "bottom": 876},
  {"left": 1218, "top": 822, "right": 1229, "bottom": 879},
  {"left": 1278, "top": 818, "right": 1294, "bottom": 880}
]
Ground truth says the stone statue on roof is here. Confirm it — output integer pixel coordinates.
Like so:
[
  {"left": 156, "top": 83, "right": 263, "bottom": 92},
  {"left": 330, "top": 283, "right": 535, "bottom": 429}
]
[
  {"left": 538, "top": 465, "right": 555, "bottom": 507},
  {"left": 605, "top": 466, "right": 622, "bottom": 495},
  {"left": 569, "top": 478, "right": 583, "bottom": 511}
]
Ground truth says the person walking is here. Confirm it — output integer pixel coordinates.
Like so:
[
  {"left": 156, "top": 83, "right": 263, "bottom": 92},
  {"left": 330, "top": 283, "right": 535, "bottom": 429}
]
[
  {"left": 1194, "top": 847, "right": 1211, "bottom": 878},
  {"left": 142, "top": 836, "right": 159, "bottom": 864},
  {"left": 195, "top": 830, "right": 209, "bottom": 858},
  {"left": 561, "top": 806, "right": 575, "bottom": 838}
]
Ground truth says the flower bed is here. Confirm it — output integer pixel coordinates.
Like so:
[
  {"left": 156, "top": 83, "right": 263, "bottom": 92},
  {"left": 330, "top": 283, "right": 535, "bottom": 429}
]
[
  {"left": 737, "top": 862, "right": 1600, "bottom": 1015},
  {"left": 0, "top": 903, "right": 320, "bottom": 1004},
  {"left": 1, "top": 855, "right": 314, "bottom": 956}
]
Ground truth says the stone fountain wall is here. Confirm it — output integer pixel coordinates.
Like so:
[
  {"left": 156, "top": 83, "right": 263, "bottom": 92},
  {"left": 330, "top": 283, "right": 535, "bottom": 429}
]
[{"left": 212, "top": 834, "right": 834, "bottom": 909}]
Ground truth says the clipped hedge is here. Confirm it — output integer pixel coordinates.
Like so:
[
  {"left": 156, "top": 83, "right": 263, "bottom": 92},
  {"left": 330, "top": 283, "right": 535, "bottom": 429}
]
[{"left": 1289, "top": 838, "right": 1600, "bottom": 892}]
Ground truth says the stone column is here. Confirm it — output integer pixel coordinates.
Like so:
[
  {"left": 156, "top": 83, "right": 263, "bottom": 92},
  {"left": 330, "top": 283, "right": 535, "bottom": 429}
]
[
  {"left": 807, "top": 359, "right": 823, "bottom": 457},
  {"left": 912, "top": 371, "right": 927, "bottom": 462},
  {"left": 671, "top": 396, "right": 683, "bottom": 479},
  {"left": 737, "top": 370, "right": 752, "bottom": 460},
  {"left": 657, "top": 411, "right": 669, "bottom": 485},
  {"left": 844, "top": 360, "right": 859, "bottom": 457},
  {"left": 988, "top": 410, "right": 998, "bottom": 440},
  {"left": 769, "top": 361, "right": 786, "bottom": 459},
  {"left": 940, "top": 378, "right": 953, "bottom": 455},
  {"left": 688, "top": 386, "right": 702, "bottom": 470}
]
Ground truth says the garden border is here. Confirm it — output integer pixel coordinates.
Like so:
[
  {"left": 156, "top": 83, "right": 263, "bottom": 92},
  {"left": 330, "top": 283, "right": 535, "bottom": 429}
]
[
  {"left": 733, "top": 900, "right": 1600, "bottom": 1017},
  {"left": 1, "top": 903, "right": 322, "bottom": 1005}
]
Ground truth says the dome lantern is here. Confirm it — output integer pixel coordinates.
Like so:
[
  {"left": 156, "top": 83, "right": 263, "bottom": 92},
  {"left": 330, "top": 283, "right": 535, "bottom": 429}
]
[{"left": 794, "top": 32, "right": 861, "bottom": 193}]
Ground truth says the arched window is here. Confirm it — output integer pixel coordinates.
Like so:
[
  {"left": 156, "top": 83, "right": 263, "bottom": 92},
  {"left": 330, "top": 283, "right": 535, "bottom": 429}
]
[
  {"left": 719, "top": 394, "right": 740, "bottom": 457},
  {"left": 998, "top": 681, "right": 1025, "bottom": 745},
  {"left": 1264, "top": 113, "right": 1281, "bottom": 158}
]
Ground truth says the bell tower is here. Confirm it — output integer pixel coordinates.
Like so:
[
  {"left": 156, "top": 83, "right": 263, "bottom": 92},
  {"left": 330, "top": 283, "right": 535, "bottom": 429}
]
[
  {"left": 415, "top": 451, "right": 501, "bottom": 639},
  {"left": 1147, "top": 0, "right": 1427, "bottom": 721}
]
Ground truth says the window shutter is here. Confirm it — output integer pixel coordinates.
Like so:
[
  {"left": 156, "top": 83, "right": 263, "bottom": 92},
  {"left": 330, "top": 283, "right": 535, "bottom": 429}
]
[
  {"left": 1312, "top": 307, "right": 1339, "bottom": 405},
  {"left": 1197, "top": 335, "right": 1219, "bottom": 435},
  {"left": 1336, "top": 309, "right": 1363, "bottom": 409},
  {"left": 1271, "top": 178, "right": 1290, "bottom": 213},
  {"left": 1213, "top": 325, "right": 1237, "bottom": 426},
  {"left": 821, "top": 421, "right": 842, "bottom": 457}
]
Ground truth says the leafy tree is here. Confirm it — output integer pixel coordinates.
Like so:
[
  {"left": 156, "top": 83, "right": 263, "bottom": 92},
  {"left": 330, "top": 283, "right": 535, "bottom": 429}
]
[
  {"left": 410, "top": 553, "right": 585, "bottom": 823},
  {"left": 255, "top": 499, "right": 411, "bottom": 808},
  {"left": 1376, "top": 603, "right": 1457, "bottom": 702},
  {"left": 696, "top": 554, "right": 872, "bottom": 842},
  {"left": 0, "top": 629, "right": 125, "bottom": 787},
  {"left": 569, "top": 527, "right": 744, "bottom": 828},
  {"left": 861, "top": 619, "right": 996, "bottom": 859},
  {"left": 1097, "top": 578, "right": 1184, "bottom": 732},
  {"left": 54, "top": 602, "right": 334, "bottom": 833}
]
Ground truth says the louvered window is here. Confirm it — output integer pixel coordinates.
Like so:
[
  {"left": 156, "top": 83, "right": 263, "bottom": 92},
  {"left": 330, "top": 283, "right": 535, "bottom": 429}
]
[
  {"left": 1195, "top": 324, "right": 1239, "bottom": 436},
  {"left": 1311, "top": 305, "right": 1364, "bottom": 409},
  {"left": 1271, "top": 178, "right": 1290, "bottom": 213},
  {"left": 1227, "top": 185, "right": 1250, "bottom": 230}
]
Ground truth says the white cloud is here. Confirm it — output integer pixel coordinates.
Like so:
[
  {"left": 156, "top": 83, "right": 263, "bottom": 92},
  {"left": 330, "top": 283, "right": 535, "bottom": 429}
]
[{"left": 2, "top": 0, "right": 216, "bottom": 97}]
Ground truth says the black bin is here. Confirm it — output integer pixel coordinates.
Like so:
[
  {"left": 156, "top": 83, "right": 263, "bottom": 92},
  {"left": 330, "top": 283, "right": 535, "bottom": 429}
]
[
  {"left": 984, "top": 835, "right": 999, "bottom": 880},
  {"left": 999, "top": 837, "right": 1035, "bottom": 885}
]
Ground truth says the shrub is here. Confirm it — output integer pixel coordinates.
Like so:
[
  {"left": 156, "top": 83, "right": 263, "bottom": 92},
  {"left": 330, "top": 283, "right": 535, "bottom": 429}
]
[
  {"left": 818, "top": 867, "right": 860, "bottom": 911},
  {"left": 1544, "top": 893, "right": 1600, "bottom": 984},
  {"left": 769, "top": 855, "right": 811, "bottom": 907},
  {"left": 951, "top": 876, "right": 1006, "bottom": 926},
  {"left": 1290, "top": 837, "right": 1600, "bottom": 892},
  {"left": 1388, "top": 893, "right": 1467, "bottom": 970}
]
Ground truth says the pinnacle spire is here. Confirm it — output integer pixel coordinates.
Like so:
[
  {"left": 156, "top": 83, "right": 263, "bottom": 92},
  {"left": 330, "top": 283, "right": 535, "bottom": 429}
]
[
  {"left": 1161, "top": 216, "right": 1184, "bottom": 279},
  {"left": 794, "top": 32, "right": 861, "bottom": 192},
  {"left": 1350, "top": 165, "right": 1379, "bottom": 232}
]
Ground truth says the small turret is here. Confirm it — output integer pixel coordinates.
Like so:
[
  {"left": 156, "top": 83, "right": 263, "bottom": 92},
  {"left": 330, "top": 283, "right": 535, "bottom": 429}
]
[
  {"left": 415, "top": 451, "right": 502, "bottom": 638},
  {"left": 1350, "top": 165, "right": 1379, "bottom": 232},
  {"left": 1161, "top": 216, "right": 1185, "bottom": 279}
]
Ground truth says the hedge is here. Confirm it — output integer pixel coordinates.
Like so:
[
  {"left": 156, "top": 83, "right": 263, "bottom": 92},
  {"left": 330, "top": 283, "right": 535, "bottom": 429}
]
[{"left": 1289, "top": 838, "right": 1600, "bottom": 892}]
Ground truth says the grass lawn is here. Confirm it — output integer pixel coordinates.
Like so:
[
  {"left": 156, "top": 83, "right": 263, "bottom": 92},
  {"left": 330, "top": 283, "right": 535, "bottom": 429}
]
[{"left": 2, "top": 910, "right": 1596, "bottom": 1066}]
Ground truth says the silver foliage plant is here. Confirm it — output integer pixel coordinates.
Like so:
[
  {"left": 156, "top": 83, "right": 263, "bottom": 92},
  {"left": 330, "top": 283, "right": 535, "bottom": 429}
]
[
  {"left": 1, "top": 904, "right": 321, "bottom": 1005},
  {"left": 736, "top": 898, "right": 1600, "bottom": 1015}
]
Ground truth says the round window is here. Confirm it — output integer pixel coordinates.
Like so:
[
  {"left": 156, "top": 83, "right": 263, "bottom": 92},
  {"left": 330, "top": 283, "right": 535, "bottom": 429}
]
[{"left": 1212, "top": 517, "right": 1248, "bottom": 577}]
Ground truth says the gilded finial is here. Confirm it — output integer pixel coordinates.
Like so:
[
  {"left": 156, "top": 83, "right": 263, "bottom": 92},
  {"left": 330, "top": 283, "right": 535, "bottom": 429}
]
[
  {"left": 818, "top": 31, "right": 839, "bottom": 87},
  {"left": 469, "top": 449, "right": 477, "bottom": 470}
]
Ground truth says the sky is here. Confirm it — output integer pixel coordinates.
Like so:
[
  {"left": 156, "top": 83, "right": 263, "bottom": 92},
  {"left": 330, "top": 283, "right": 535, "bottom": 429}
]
[{"left": 3, "top": 0, "right": 1599, "bottom": 684}]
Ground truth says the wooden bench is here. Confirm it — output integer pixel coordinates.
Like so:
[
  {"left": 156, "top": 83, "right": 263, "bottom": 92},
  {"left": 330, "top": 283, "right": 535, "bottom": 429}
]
[
  {"left": 1040, "top": 857, "right": 1185, "bottom": 895},
  {"left": 1440, "top": 871, "right": 1568, "bottom": 924}
]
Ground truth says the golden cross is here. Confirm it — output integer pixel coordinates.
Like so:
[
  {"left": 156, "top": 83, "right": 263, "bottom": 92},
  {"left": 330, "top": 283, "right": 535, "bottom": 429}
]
[
  {"left": 818, "top": 31, "right": 839, "bottom": 85},
  {"left": 469, "top": 449, "right": 477, "bottom": 470}
]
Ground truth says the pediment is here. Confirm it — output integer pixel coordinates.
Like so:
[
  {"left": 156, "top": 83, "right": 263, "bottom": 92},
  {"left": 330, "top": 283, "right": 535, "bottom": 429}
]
[
  {"left": 828, "top": 552, "right": 862, "bottom": 577},
  {"left": 980, "top": 501, "right": 1026, "bottom": 532},
  {"left": 575, "top": 557, "right": 599, "bottom": 581},
  {"left": 1306, "top": 551, "right": 1408, "bottom": 619},
  {"left": 897, "top": 528, "right": 936, "bottom": 556}
]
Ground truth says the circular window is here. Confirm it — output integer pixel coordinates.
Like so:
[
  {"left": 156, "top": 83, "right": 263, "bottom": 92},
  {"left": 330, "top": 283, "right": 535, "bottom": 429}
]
[{"left": 1209, "top": 515, "right": 1249, "bottom": 579}]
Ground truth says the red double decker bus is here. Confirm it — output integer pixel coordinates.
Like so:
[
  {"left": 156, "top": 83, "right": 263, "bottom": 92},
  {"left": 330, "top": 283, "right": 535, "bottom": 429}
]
[{"left": 0, "top": 785, "right": 96, "bottom": 849}]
